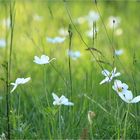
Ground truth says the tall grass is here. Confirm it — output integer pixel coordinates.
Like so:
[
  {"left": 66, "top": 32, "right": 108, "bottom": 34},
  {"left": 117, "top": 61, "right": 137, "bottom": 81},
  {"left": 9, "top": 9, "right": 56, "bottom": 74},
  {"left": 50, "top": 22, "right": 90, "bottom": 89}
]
[{"left": 0, "top": 0, "right": 140, "bottom": 139}]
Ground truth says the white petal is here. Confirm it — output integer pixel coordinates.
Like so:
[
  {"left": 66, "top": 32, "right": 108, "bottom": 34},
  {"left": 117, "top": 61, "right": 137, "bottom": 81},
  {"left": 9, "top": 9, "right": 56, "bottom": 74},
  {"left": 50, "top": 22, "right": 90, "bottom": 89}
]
[
  {"left": 118, "top": 93, "right": 130, "bottom": 103},
  {"left": 64, "top": 101, "right": 74, "bottom": 106},
  {"left": 123, "top": 90, "right": 133, "bottom": 100},
  {"left": 131, "top": 95, "right": 140, "bottom": 103},
  {"left": 60, "top": 95, "right": 68, "bottom": 104},
  {"left": 100, "top": 77, "right": 109, "bottom": 85},
  {"left": 11, "top": 85, "right": 18, "bottom": 93},
  {"left": 101, "top": 69, "right": 110, "bottom": 76},
  {"left": 122, "top": 83, "right": 129, "bottom": 90},
  {"left": 22, "top": 77, "right": 31, "bottom": 84},
  {"left": 114, "top": 72, "right": 121, "bottom": 77},
  {"left": 52, "top": 93, "right": 59, "bottom": 101}
]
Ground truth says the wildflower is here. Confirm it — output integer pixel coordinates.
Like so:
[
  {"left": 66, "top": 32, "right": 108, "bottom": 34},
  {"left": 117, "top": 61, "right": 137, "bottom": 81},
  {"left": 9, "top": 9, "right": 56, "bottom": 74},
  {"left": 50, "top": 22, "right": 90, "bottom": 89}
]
[
  {"left": 46, "top": 37, "right": 65, "bottom": 44},
  {"left": 75, "top": 16, "right": 87, "bottom": 24},
  {"left": 86, "top": 10, "right": 99, "bottom": 27},
  {"left": 88, "top": 111, "right": 96, "bottom": 125},
  {"left": 67, "top": 50, "right": 81, "bottom": 60},
  {"left": 0, "top": 39, "right": 6, "bottom": 48},
  {"left": 86, "top": 28, "right": 98, "bottom": 38},
  {"left": 33, "top": 14, "right": 43, "bottom": 21},
  {"left": 112, "top": 80, "right": 140, "bottom": 103},
  {"left": 100, "top": 67, "right": 121, "bottom": 85},
  {"left": 58, "top": 28, "right": 68, "bottom": 36},
  {"left": 115, "top": 49, "right": 124, "bottom": 56},
  {"left": 33, "top": 55, "right": 55, "bottom": 65},
  {"left": 10, "top": 77, "right": 31, "bottom": 93},
  {"left": 115, "top": 28, "right": 123, "bottom": 36},
  {"left": 52, "top": 93, "right": 74, "bottom": 106},
  {"left": 108, "top": 16, "right": 121, "bottom": 29}
]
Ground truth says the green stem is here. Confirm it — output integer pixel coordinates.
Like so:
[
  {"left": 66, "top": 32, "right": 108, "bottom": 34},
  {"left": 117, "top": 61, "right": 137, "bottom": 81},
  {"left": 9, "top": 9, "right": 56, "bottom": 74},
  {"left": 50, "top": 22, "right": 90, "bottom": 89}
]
[
  {"left": 59, "top": 106, "right": 62, "bottom": 139},
  {"left": 123, "top": 104, "right": 130, "bottom": 139}
]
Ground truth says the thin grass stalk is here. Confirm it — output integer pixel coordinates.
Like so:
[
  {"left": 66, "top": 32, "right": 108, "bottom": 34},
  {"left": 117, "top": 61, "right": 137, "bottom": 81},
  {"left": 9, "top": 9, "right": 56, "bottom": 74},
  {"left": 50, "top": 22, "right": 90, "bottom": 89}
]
[
  {"left": 123, "top": 104, "right": 130, "bottom": 139},
  {"left": 59, "top": 106, "right": 62, "bottom": 139},
  {"left": 68, "top": 24, "right": 73, "bottom": 99},
  {"left": 6, "top": 1, "right": 15, "bottom": 139}
]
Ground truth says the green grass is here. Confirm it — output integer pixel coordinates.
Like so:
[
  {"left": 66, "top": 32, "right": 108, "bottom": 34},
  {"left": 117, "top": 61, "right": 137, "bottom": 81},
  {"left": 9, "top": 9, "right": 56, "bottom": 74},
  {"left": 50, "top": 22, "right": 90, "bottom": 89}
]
[{"left": 1, "top": 0, "right": 140, "bottom": 139}]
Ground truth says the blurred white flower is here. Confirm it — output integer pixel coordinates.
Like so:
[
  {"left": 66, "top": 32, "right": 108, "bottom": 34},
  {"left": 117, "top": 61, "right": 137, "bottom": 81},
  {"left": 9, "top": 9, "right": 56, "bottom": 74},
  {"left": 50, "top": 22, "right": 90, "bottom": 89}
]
[
  {"left": 33, "top": 14, "right": 43, "bottom": 21},
  {"left": 1, "top": 18, "right": 10, "bottom": 28},
  {"left": 33, "top": 55, "right": 55, "bottom": 65},
  {"left": 86, "top": 10, "right": 99, "bottom": 27},
  {"left": 108, "top": 16, "right": 121, "bottom": 29},
  {"left": 115, "top": 28, "right": 123, "bottom": 36},
  {"left": 0, "top": 39, "right": 6, "bottom": 48},
  {"left": 112, "top": 80, "right": 140, "bottom": 103},
  {"left": 58, "top": 28, "right": 68, "bottom": 36},
  {"left": 52, "top": 93, "right": 74, "bottom": 106},
  {"left": 100, "top": 67, "right": 121, "bottom": 85},
  {"left": 75, "top": 16, "right": 87, "bottom": 24},
  {"left": 10, "top": 77, "right": 31, "bottom": 93},
  {"left": 67, "top": 50, "right": 81, "bottom": 60},
  {"left": 46, "top": 37, "right": 65, "bottom": 44},
  {"left": 115, "top": 49, "right": 124, "bottom": 56},
  {"left": 86, "top": 28, "right": 98, "bottom": 38}
]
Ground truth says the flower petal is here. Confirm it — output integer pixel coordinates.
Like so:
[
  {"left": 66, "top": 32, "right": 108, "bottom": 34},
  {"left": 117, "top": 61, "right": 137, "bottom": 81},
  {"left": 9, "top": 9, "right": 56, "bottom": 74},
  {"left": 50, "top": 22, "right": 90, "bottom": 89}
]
[
  {"left": 52, "top": 93, "right": 59, "bottom": 101},
  {"left": 101, "top": 69, "right": 110, "bottom": 76},
  {"left": 131, "top": 95, "right": 140, "bottom": 103},
  {"left": 118, "top": 93, "right": 130, "bottom": 103}
]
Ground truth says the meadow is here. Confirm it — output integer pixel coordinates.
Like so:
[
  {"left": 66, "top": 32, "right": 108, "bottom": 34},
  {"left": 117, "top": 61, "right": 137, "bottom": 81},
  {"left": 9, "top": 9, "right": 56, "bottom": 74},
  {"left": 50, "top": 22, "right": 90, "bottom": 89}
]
[{"left": 1, "top": 0, "right": 140, "bottom": 139}]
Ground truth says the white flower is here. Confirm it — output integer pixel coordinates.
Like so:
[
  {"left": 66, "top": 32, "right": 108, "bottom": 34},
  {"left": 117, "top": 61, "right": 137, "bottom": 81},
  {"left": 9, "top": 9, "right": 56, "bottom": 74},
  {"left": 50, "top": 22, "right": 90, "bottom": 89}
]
[
  {"left": 75, "top": 16, "right": 87, "bottom": 24},
  {"left": 115, "top": 49, "right": 124, "bottom": 56},
  {"left": 52, "top": 93, "right": 74, "bottom": 106},
  {"left": 0, "top": 39, "right": 6, "bottom": 48},
  {"left": 115, "top": 28, "right": 123, "bottom": 36},
  {"left": 86, "top": 10, "right": 99, "bottom": 27},
  {"left": 33, "top": 14, "right": 43, "bottom": 21},
  {"left": 10, "top": 77, "right": 31, "bottom": 93},
  {"left": 108, "top": 16, "right": 121, "bottom": 29},
  {"left": 46, "top": 37, "right": 65, "bottom": 44},
  {"left": 67, "top": 50, "right": 81, "bottom": 60},
  {"left": 112, "top": 80, "right": 140, "bottom": 103},
  {"left": 86, "top": 28, "right": 98, "bottom": 38},
  {"left": 33, "top": 55, "right": 55, "bottom": 65},
  {"left": 100, "top": 67, "right": 121, "bottom": 85},
  {"left": 58, "top": 28, "right": 68, "bottom": 36}
]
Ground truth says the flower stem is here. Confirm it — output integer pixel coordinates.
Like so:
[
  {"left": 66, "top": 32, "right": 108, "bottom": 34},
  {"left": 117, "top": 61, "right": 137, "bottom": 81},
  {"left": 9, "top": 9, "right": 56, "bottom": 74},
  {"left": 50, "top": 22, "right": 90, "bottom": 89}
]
[
  {"left": 59, "top": 106, "right": 62, "bottom": 139},
  {"left": 123, "top": 104, "right": 130, "bottom": 139}
]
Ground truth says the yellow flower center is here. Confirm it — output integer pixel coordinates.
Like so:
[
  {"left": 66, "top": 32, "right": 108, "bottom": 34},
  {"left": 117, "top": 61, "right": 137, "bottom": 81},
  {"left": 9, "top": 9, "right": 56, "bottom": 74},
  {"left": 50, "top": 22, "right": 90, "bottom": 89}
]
[{"left": 117, "top": 87, "right": 123, "bottom": 92}]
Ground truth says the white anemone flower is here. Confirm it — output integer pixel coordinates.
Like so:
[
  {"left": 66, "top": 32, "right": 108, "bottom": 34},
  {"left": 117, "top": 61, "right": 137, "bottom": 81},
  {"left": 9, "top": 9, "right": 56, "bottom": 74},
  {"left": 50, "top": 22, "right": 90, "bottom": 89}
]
[
  {"left": 46, "top": 36, "right": 65, "bottom": 44},
  {"left": 33, "top": 55, "right": 55, "bottom": 65},
  {"left": 0, "top": 39, "right": 6, "bottom": 48},
  {"left": 112, "top": 80, "right": 140, "bottom": 103},
  {"left": 10, "top": 77, "right": 31, "bottom": 93},
  {"left": 86, "top": 11, "right": 99, "bottom": 27},
  {"left": 52, "top": 93, "right": 74, "bottom": 106},
  {"left": 115, "top": 49, "right": 124, "bottom": 56},
  {"left": 100, "top": 67, "right": 121, "bottom": 85},
  {"left": 86, "top": 28, "right": 98, "bottom": 38},
  {"left": 108, "top": 16, "right": 121, "bottom": 29},
  {"left": 67, "top": 50, "right": 81, "bottom": 60},
  {"left": 58, "top": 28, "right": 68, "bottom": 36}
]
